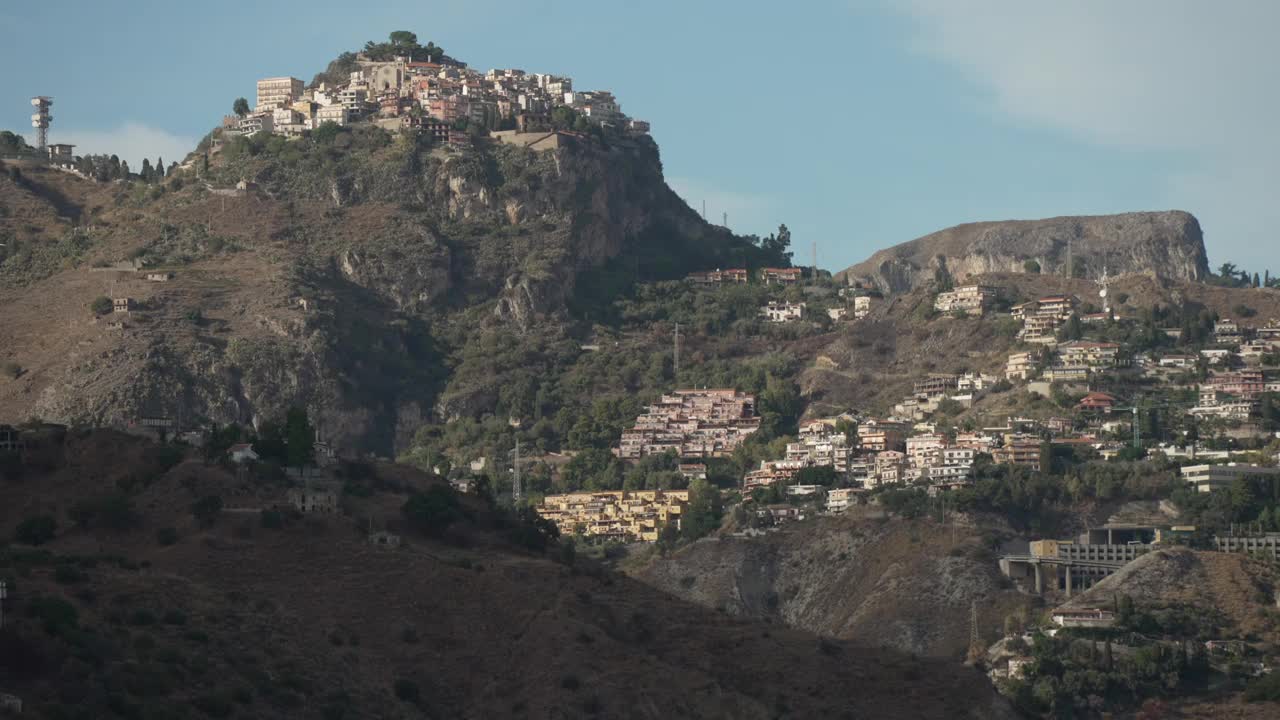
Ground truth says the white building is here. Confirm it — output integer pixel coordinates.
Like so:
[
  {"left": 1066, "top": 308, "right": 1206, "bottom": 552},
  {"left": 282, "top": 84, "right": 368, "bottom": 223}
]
[
  {"left": 1181, "top": 463, "right": 1278, "bottom": 493},
  {"left": 760, "top": 301, "right": 804, "bottom": 323}
]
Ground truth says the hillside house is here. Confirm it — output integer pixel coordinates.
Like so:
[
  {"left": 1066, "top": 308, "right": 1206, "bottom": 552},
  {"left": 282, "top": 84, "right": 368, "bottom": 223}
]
[
  {"left": 853, "top": 295, "right": 874, "bottom": 319},
  {"left": 1077, "top": 392, "right": 1118, "bottom": 412},
  {"left": 1182, "top": 463, "right": 1278, "bottom": 493},
  {"left": 228, "top": 444, "right": 259, "bottom": 464},
  {"left": 1159, "top": 354, "right": 1196, "bottom": 369},
  {"left": 1006, "top": 352, "right": 1036, "bottom": 381},
  {"left": 826, "top": 487, "right": 860, "bottom": 512},
  {"left": 743, "top": 459, "right": 807, "bottom": 492},
  {"left": 112, "top": 298, "right": 134, "bottom": 313},
  {"left": 686, "top": 268, "right": 749, "bottom": 285},
  {"left": 873, "top": 450, "right": 906, "bottom": 485},
  {"left": 933, "top": 284, "right": 997, "bottom": 316},
  {"left": 993, "top": 434, "right": 1042, "bottom": 471},
  {"left": 368, "top": 530, "right": 402, "bottom": 549},
  {"left": 145, "top": 272, "right": 173, "bottom": 282},
  {"left": 914, "top": 374, "right": 958, "bottom": 399},
  {"left": 537, "top": 490, "right": 689, "bottom": 543},
  {"left": 827, "top": 307, "right": 848, "bottom": 321},
  {"left": 677, "top": 463, "right": 707, "bottom": 481},
  {"left": 760, "top": 301, "right": 804, "bottom": 323},
  {"left": 1044, "top": 365, "right": 1089, "bottom": 382},
  {"left": 1051, "top": 608, "right": 1115, "bottom": 629},
  {"left": 761, "top": 267, "right": 803, "bottom": 285},
  {"left": 288, "top": 487, "right": 339, "bottom": 514},
  {"left": 1215, "top": 319, "right": 1243, "bottom": 342},
  {"left": 1200, "top": 348, "right": 1232, "bottom": 366},
  {"left": 1058, "top": 341, "right": 1120, "bottom": 368},
  {"left": 1207, "top": 369, "right": 1265, "bottom": 400}
]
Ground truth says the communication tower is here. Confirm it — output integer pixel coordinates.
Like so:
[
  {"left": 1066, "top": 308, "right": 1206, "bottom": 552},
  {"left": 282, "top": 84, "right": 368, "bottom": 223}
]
[{"left": 31, "top": 96, "right": 53, "bottom": 151}]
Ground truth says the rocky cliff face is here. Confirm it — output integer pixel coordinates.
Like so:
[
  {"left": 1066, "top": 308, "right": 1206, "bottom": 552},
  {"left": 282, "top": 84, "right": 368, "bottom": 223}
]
[
  {"left": 838, "top": 211, "right": 1209, "bottom": 293},
  {"left": 1, "top": 133, "right": 752, "bottom": 456},
  {"left": 637, "top": 513, "right": 1030, "bottom": 659}
]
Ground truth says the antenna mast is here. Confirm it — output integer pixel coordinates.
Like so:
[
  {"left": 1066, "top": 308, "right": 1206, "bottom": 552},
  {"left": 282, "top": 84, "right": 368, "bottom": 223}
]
[{"left": 31, "top": 96, "right": 53, "bottom": 152}]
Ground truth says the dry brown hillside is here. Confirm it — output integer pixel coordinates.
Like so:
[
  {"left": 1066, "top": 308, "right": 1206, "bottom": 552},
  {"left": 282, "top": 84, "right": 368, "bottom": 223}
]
[
  {"left": 0, "top": 430, "right": 1014, "bottom": 719},
  {"left": 1061, "top": 547, "right": 1280, "bottom": 645},
  {"left": 635, "top": 508, "right": 1032, "bottom": 660}
]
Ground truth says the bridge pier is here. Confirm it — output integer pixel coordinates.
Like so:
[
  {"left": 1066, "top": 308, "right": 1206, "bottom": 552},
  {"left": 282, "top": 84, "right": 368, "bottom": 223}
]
[
  {"left": 1065, "top": 565, "right": 1072, "bottom": 598},
  {"left": 1034, "top": 563, "right": 1043, "bottom": 594}
]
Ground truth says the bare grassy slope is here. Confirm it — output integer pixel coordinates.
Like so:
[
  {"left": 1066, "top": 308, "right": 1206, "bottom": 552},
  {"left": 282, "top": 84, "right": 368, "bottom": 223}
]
[{"left": 1062, "top": 548, "right": 1280, "bottom": 643}]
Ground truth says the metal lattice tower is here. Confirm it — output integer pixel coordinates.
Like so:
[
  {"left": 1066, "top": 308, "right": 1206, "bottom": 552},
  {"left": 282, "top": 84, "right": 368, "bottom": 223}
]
[{"left": 31, "top": 96, "right": 53, "bottom": 152}]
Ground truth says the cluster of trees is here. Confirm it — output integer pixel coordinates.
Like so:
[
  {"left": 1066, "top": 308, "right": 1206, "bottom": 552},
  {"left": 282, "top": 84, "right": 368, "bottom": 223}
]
[
  {"left": 1208, "top": 262, "right": 1278, "bottom": 290},
  {"left": 0, "top": 130, "right": 34, "bottom": 157},
  {"left": 71, "top": 154, "right": 176, "bottom": 184},
  {"left": 362, "top": 31, "right": 446, "bottom": 63},
  {"left": 1006, "top": 630, "right": 1211, "bottom": 716},
  {"left": 203, "top": 407, "right": 316, "bottom": 469}
]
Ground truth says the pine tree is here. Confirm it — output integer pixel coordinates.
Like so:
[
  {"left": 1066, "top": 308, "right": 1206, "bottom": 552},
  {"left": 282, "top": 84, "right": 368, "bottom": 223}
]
[
  {"left": 1254, "top": 272, "right": 1261, "bottom": 288},
  {"left": 109, "top": 155, "right": 121, "bottom": 179},
  {"left": 120, "top": 160, "right": 131, "bottom": 178},
  {"left": 156, "top": 157, "right": 165, "bottom": 179},
  {"left": 140, "top": 158, "right": 152, "bottom": 182}
]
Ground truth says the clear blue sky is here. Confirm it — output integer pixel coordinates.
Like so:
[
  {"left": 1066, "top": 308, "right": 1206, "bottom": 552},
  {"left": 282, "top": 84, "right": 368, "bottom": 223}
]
[{"left": 3, "top": 1, "right": 1274, "bottom": 273}]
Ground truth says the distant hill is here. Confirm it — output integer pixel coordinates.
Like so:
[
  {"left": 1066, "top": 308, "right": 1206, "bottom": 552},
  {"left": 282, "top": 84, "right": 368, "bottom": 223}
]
[
  {"left": 0, "top": 430, "right": 1014, "bottom": 719},
  {"left": 837, "top": 211, "right": 1210, "bottom": 293}
]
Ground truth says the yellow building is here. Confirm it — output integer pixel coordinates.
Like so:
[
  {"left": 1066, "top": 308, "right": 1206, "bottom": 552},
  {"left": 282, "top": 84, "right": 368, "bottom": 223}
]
[{"left": 537, "top": 490, "right": 690, "bottom": 543}]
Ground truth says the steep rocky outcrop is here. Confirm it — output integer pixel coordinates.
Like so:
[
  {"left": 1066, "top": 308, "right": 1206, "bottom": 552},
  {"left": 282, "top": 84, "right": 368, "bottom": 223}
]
[
  {"left": 838, "top": 211, "right": 1209, "bottom": 293},
  {"left": 0, "top": 131, "right": 762, "bottom": 456},
  {"left": 637, "top": 512, "right": 1031, "bottom": 659}
]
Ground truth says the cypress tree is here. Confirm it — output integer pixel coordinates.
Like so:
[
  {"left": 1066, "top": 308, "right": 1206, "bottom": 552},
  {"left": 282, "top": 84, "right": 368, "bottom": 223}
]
[{"left": 156, "top": 157, "right": 165, "bottom": 179}]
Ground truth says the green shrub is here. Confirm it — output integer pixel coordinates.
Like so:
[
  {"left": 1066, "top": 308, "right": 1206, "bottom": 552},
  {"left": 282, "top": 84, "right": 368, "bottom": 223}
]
[
  {"left": 156, "top": 527, "right": 178, "bottom": 546},
  {"left": 191, "top": 495, "right": 224, "bottom": 528},
  {"left": 393, "top": 678, "right": 420, "bottom": 703},
  {"left": 14, "top": 515, "right": 57, "bottom": 545},
  {"left": 1244, "top": 671, "right": 1280, "bottom": 702},
  {"left": 26, "top": 595, "right": 78, "bottom": 635},
  {"left": 162, "top": 609, "right": 188, "bottom": 626},
  {"left": 90, "top": 296, "right": 114, "bottom": 315},
  {"left": 260, "top": 509, "right": 284, "bottom": 529},
  {"left": 53, "top": 564, "right": 87, "bottom": 585},
  {"left": 1, "top": 361, "right": 21, "bottom": 379}
]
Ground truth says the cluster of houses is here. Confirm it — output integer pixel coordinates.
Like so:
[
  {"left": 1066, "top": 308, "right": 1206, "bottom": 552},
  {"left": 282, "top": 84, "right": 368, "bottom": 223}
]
[
  {"left": 536, "top": 489, "right": 688, "bottom": 543},
  {"left": 614, "top": 389, "right": 761, "bottom": 460},
  {"left": 892, "top": 371, "right": 1002, "bottom": 420},
  {"left": 223, "top": 53, "right": 649, "bottom": 147},
  {"left": 685, "top": 267, "right": 881, "bottom": 324}
]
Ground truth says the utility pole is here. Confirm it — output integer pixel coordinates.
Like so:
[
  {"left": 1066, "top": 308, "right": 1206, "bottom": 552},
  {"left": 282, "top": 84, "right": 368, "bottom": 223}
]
[
  {"left": 673, "top": 322, "right": 680, "bottom": 384},
  {"left": 723, "top": 212, "right": 727, "bottom": 228},
  {"left": 0, "top": 579, "right": 7, "bottom": 630},
  {"left": 512, "top": 437, "right": 522, "bottom": 505},
  {"left": 812, "top": 241, "right": 818, "bottom": 283}
]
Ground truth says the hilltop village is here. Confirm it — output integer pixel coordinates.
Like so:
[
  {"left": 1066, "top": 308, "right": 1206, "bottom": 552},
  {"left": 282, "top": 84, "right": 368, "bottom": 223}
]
[{"left": 221, "top": 34, "right": 647, "bottom": 151}]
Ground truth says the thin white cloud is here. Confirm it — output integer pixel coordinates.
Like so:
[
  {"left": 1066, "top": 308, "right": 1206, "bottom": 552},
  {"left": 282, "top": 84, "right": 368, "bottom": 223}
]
[
  {"left": 894, "top": 1, "right": 1280, "bottom": 269},
  {"left": 56, "top": 123, "right": 196, "bottom": 171},
  {"left": 667, "top": 176, "right": 775, "bottom": 235}
]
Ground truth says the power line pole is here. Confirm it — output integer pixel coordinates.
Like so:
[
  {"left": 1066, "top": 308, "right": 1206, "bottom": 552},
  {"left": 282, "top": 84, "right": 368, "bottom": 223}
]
[
  {"left": 0, "top": 579, "right": 7, "bottom": 630},
  {"left": 512, "top": 437, "right": 522, "bottom": 505}
]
